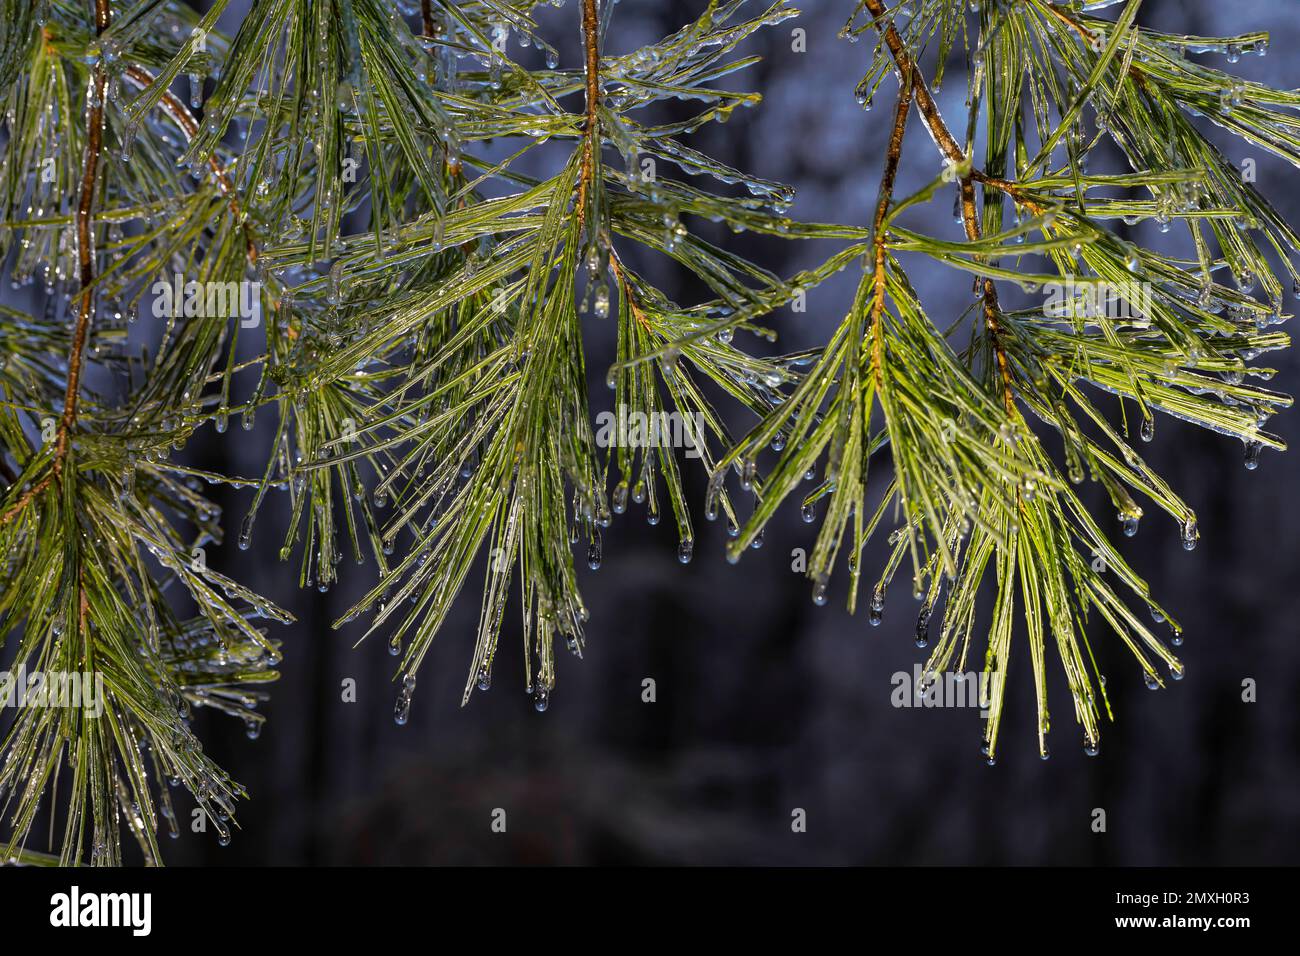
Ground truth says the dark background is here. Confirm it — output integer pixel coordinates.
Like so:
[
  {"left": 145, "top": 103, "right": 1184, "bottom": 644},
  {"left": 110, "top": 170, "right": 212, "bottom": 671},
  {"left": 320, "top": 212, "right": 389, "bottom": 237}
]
[{"left": 9, "top": 0, "right": 1300, "bottom": 865}]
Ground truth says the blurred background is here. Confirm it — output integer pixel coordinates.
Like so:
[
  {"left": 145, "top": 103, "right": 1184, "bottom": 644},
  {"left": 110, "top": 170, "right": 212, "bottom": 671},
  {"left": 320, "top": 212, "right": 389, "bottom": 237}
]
[{"left": 8, "top": 0, "right": 1300, "bottom": 865}]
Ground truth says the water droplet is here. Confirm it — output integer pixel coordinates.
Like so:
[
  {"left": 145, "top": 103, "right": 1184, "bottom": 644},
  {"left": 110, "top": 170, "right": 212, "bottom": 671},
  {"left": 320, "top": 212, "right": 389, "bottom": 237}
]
[
  {"left": 739, "top": 459, "right": 756, "bottom": 491},
  {"left": 1083, "top": 739, "right": 1100, "bottom": 757},
  {"left": 801, "top": 502, "right": 816, "bottom": 523},
  {"left": 812, "top": 581, "right": 828, "bottom": 606},
  {"left": 1140, "top": 417, "right": 1154, "bottom": 442},
  {"left": 533, "top": 687, "right": 550, "bottom": 712},
  {"left": 677, "top": 539, "right": 694, "bottom": 564},
  {"left": 1244, "top": 440, "right": 1262, "bottom": 470},
  {"left": 915, "top": 602, "right": 932, "bottom": 648},
  {"left": 592, "top": 282, "right": 610, "bottom": 318},
  {"left": 587, "top": 537, "right": 602, "bottom": 570},
  {"left": 869, "top": 587, "right": 885, "bottom": 627}
]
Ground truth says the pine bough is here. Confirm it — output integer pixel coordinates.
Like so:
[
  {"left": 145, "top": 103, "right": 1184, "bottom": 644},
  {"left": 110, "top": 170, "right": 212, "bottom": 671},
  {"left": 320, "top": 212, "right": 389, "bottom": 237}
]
[{"left": 0, "top": 0, "right": 1294, "bottom": 863}]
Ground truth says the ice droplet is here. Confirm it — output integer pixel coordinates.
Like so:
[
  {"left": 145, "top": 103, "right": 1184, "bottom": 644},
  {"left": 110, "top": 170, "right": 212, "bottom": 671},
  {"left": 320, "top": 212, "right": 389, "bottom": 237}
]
[{"left": 869, "top": 586, "right": 885, "bottom": 627}]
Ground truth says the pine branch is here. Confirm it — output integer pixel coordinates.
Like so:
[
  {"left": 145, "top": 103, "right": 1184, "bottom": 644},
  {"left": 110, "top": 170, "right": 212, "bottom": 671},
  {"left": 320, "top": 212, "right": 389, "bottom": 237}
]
[
  {"left": 869, "top": 75, "right": 913, "bottom": 392},
  {"left": 576, "top": 0, "right": 600, "bottom": 238},
  {"left": 864, "top": 0, "right": 1015, "bottom": 414},
  {"left": 56, "top": 0, "right": 111, "bottom": 476},
  {"left": 2, "top": 0, "right": 1297, "bottom": 862}
]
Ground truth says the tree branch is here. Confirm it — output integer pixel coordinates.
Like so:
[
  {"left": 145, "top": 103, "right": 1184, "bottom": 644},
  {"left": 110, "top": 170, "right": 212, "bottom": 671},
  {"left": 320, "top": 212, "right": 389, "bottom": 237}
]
[
  {"left": 576, "top": 0, "right": 600, "bottom": 238},
  {"left": 123, "top": 65, "right": 259, "bottom": 267},
  {"left": 863, "top": 0, "right": 1016, "bottom": 415},
  {"left": 53, "top": 0, "right": 113, "bottom": 476},
  {"left": 869, "top": 77, "right": 914, "bottom": 389}
]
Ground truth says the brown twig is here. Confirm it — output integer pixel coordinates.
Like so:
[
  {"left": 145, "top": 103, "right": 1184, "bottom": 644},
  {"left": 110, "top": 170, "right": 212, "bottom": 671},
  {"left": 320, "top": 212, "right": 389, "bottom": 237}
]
[
  {"left": 576, "top": 0, "right": 600, "bottom": 237},
  {"left": 869, "top": 77, "right": 914, "bottom": 389},
  {"left": 123, "top": 65, "right": 259, "bottom": 267},
  {"left": 863, "top": 0, "right": 1016, "bottom": 415},
  {"left": 54, "top": 0, "right": 113, "bottom": 476},
  {"left": 4, "top": 0, "right": 110, "bottom": 525},
  {"left": 421, "top": 0, "right": 435, "bottom": 38},
  {"left": 607, "top": 249, "right": 651, "bottom": 333},
  {"left": 0, "top": 474, "right": 52, "bottom": 526}
]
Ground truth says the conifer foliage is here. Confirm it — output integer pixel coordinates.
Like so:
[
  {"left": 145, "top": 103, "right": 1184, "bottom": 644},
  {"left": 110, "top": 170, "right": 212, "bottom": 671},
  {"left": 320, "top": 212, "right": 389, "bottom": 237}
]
[{"left": 0, "top": 0, "right": 1295, "bottom": 863}]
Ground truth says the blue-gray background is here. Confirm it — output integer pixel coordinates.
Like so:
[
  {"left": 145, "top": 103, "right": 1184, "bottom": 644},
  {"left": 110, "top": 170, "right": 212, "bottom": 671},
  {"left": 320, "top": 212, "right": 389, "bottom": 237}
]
[{"left": 17, "top": 1, "right": 1300, "bottom": 864}]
